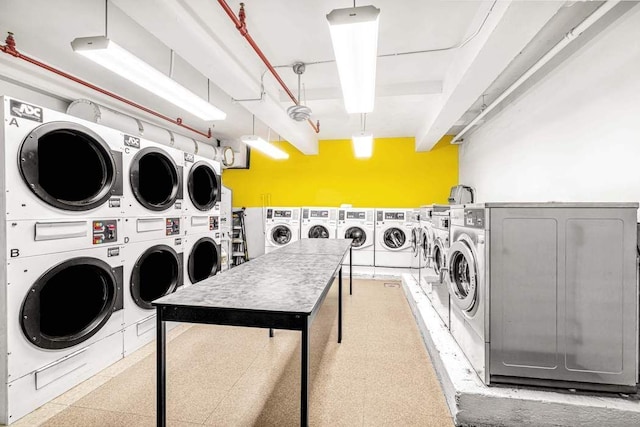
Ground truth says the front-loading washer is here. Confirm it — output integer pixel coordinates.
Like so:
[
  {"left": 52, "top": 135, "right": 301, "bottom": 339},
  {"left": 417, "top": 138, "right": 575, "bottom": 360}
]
[
  {"left": 183, "top": 211, "right": 221, "bottom": 287},
  {"left": 182, "top": 152, "right": 221, "bottom": 215},
  {"left": 408, "top": 209, "right": 421, "bottom": 283},
  {"left": 337, "top": 208, "right": 375, "bottom": 266},
  {"left": 2, "top": 96, "right": 124, "bottom": 221},
  {"left": 374, "top": 208, "right": 412, "bottom": 268},
  {"left": 300, "top": 207, "right": 338, "bottom": 239},
  {"left": 124, "top": 134, "right": 184, "bottom": 217},
  {"left": 122, "top": 217, "right": 184, "bottom": 355},
  {"left": 426, "top": 204, "right": 451, "bottom": 328},
  {"left": 2, "top": 242, "right": 125, "bottom": 424},
  {"left": 264, "top": 207, "right": 300, "bottom": 254},
  {"left": 418, "top": 205, "right": 437, "bottom": 289}
]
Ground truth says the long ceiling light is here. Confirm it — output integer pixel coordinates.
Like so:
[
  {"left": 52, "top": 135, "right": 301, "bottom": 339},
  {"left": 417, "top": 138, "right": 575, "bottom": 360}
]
[
  {"left": 241, "top": 135, "right": 289, "bottom": 160},
  {"left": 352, "top": 132, "right": 373, "bottom": 158},
  {"left": 71, "top": 36, "right": 226, "bottom": 121},
  {"left": 326, "top": 5, "right": 380, "bottom": 114}
]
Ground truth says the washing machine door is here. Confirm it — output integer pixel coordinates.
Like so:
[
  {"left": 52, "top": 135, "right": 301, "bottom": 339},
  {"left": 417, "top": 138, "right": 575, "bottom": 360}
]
[
  {"left": 130, "top": 244, "right": 183, "bottom": 309},
  {"left": 382, "top": 227, "right": 407, "bottom": 251},
  {"left": 308, "top": 224, "right": 330, "bottom": 239},
  {"left": 421, "top": 229, "right": 432, "bottom": 268},
  {"left": 432, "top": 240, "right": 445, "bottom": 277},
  {"left": 344, "top": 226, "right": 366, "bottom": 248},
  {"left": 187, "top": 161, "right": 221, "bottom": 211},
  {"left": 411, "top": 228, "right": 421, "bottom": 255},
  {"left": 187, "top": 237, "right": 221, "bottom": 283},
  {"left": 130, "top": 147, "right": 182, "bottom": 211},
  {"left": 19, "top": 122, "right": 122, "bottom": 211},
  {"left": 270, "top": 225, "right": 292, "bottom": 246},
  {"left": 447, "top": 237, "right": 478, "bottom": 313},
  {"left": 20, "top": 257, "right": 123, "bottom": 350}
]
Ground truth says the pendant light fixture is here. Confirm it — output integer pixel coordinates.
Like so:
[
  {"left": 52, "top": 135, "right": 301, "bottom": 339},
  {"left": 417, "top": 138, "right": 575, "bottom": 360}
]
[
  {"left": 241, "top": 115, "right": 289, "bottom": 160},
  {"left": 352, "top": 113, "right": 373, "bottom": 158},
  {"left": 327, "top": 3, "right": 380, "bottom": 114}
]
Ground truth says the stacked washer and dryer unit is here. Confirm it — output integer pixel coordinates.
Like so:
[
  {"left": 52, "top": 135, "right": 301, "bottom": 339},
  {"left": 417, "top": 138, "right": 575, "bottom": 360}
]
[
  {"left": 0, "top": 97, "right": 223, "bottom": 424},
  {"left": 0, "top": 97, "right": 127, "bottom": 423}
]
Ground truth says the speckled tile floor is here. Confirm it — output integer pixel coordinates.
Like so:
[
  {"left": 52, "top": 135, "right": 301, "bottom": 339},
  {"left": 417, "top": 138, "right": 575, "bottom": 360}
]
[{"left": 12, "top": 279, "right": 453, "bottom": 427}]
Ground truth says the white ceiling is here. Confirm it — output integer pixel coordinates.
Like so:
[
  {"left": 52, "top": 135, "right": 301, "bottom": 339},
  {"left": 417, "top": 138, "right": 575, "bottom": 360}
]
[{"left": 0, "top": 0, "right": 617, "bottom": 154}]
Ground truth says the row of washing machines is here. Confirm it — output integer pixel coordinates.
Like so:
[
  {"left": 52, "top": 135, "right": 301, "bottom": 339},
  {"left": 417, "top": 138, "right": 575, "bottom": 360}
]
[
  {"left": 414, "top": 202, "right": 639, "bottom": 393},
  {"left": 264, "top": 206, "right": 423, "bottom": 268},
  {"left": 0, "top": 96, "right": 224, "bottom": 424}
]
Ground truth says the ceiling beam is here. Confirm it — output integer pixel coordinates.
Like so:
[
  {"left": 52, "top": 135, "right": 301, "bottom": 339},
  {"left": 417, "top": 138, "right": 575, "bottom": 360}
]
[
  {"left": 112, "top": 0, "right": 319, "bottom": 154},
  {"left": 415, "top": 0, "right": 564, "bottom": 152}
]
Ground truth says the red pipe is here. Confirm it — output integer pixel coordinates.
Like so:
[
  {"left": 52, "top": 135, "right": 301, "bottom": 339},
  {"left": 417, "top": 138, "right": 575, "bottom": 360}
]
[
  {"left": 0, "top": 32, "right": 212, "bottom": 139},
  {"left": 218, "top": 1, "right": 320, "bottom": 134}
]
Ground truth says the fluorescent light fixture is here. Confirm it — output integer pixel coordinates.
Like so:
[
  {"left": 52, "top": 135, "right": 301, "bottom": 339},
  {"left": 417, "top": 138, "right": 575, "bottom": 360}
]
[
  {"left": 241, "top": 135, "right": 289, "bottom": 160},
  {"left": 327, "top": 5, "right": 380, "bottom": 114},
  {"left": 71, "top": 36, "right": 226, "bottom": 121},
  {"left": 352, "top": 131, "right": 373, "bottom": 158}
]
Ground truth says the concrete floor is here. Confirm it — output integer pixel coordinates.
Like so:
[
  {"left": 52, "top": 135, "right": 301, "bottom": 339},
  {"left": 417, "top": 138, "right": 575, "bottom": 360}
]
[{"left": 12, "top": 279, "right": 453, "bottom": 426}]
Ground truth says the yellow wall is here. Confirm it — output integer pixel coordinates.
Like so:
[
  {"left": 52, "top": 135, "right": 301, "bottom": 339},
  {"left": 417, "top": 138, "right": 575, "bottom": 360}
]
[{"left": 222, "top": 136, "right": 458, "bottom": 208}]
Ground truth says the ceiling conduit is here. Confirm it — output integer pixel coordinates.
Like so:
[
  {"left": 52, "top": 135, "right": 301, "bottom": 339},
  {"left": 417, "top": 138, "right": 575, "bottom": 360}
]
[
  {"left": 0, "top": 32, "right": 213, "bottom": 139},
  {"left": 451, "top": 0, "right": 620, "bottom": 144},
  {"left": 218, "top": 0, "right": 320, "bottom": 134}
]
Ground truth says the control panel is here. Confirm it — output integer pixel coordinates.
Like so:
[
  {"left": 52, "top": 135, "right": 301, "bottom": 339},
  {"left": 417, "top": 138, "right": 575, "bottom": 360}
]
[
  {"left": 93, "top": 220, "right": 117, "bottom": 245},
  {"left": 464, "top": 209, "right": 485, "bottom": 229},
  {"left": 166, "top": 218, "right": 180, "bottom": 236},
  {"left": 209, "top": 216, "right": 219, "bottom": 231}
]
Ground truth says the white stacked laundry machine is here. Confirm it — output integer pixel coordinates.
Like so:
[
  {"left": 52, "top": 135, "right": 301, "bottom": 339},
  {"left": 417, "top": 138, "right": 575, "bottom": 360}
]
[{"left": 0, "top": 97, "right": 127, "bottom": 423}]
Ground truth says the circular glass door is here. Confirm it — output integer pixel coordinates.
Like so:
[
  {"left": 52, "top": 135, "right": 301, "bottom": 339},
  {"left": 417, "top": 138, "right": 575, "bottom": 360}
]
[
  {"left": 187, "top": 161, "right": 219, "bottom": 211},
  {"left": 20, "top": 258, "right": 119, "bottom": 349},
  {"left": 448, "top": 240, "right": 478, "bottom": 312},
  {"left": 19, "top": 122, "right": 119, "bottom": 211},
  {"left": 188, "top": 237, "right": 220, "bottom": 283},
  {"left": 432, "top": 244, "right": 443, "bottom": 275},
  {"left": 421, "top": 230, "right": 431, "bottom": 267},
  {"left": 308, "top": 225, "right": 329, "bottom": 239},
  {"left": 383, "top": 228, "right": 406, "bottom": 250},
  {"left": 411, "top": 228, "right": 420, "bottom": 254},
  {"left": 345, "top": 227, "right": 366, "bottom": 247},
  {"left": 271, "top": 225, "right": 292, "bottom": 246},
  {"left": 131, "top": 245, "right": 181, "bottom": 309},
  {"left": 130, "top": 147, "right": 180, "bottom": 211}
]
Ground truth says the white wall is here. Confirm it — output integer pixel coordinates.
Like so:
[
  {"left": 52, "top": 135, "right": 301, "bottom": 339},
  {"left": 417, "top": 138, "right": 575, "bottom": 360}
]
[
  {"left": 0, "top": 78, "right": 68, "bottom": 112},
  {"left": 459, "top": 5, "right": 640, "bottom": 209}
]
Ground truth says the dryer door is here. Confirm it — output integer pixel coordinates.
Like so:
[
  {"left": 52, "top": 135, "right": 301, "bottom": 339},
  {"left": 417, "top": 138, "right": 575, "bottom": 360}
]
[
  {"left": 308, "top": 224, "right": 330, "bottom": 239},
  {"left": 382, "top": 227, "right": 407, "bottom": 251},
  {"left": 344, "top": 226, "right": 367, "bottom": 249},
  {"left": 130, "top": 147, "right": 182, "bottom": 211},
  {"left": 187, "top": 237, "right": 221, "bottom": 283},
  {"left": 270, "top": 225, "right": 292, "bottom": 246},
  {"left": 19, "top": 122, "right": 122, "bottom": 211},
  {"left": 187, "top": 161, "right": 221, "bottom": 211},
  {"left": 130, "top": 244, "right": 183, "bottom": 309},
  {"left": 447, "top": 237, "right": 479, "bottom": 313},
  {"left": 20, "top": 257, "right": 123, "bottom": 350}
]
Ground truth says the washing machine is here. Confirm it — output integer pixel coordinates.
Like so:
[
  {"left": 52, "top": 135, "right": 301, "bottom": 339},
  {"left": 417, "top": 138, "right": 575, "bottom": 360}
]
[
  {"left": 122, "top": 216, "right": 184, "bottom": 355},
  {"left": 183, "top": 212, "right": 221, "bottom": 287},
  {"left": 301, "top": 207, "right": 338, "bottom": 239},
  {"left": 1, "top": 223, "right": 125, "bottom": 424},
  {"left": 124, "top": 134, "right": 184, "bottom": 217},
  {"left": 337, "top": 208, "right": 375, "bottom": 266},
  {"left": 408, "top": 209, "right": 421, "bottom": 283},
  {"left": 264, "top": 207, "right": 300, "bottom": 254},
  {"left": 1, "top": 96, "right": 124, "bottom": 221},
  {"left": 182, "top": 152, "right": 221, "bottom": 215},
  {"left": 418, "top": 205, "right": 437, "bottom": 289},
  {"left": 425, "top": 204, "right": 451, "bottom": 328},
  {"left": 374, "top": 208, "right": 412, "bottom": 268},
  {"left": 448, "top": 203, "right": 638, "bottom": 392}
]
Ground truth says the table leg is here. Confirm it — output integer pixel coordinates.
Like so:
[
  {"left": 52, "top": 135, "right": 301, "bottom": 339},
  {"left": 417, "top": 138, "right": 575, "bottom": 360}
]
[
  {"left": 349, "top": 246, "right": 353, "bottom": 295},
  {"left": 338, "top": 266, "right": 343, "bottom": 344},
  {"left": 301, "top": 316, "right": 309, "bottom": 427},
  {"left": 269, "top": 328, "right": 274, "bottom": 338},
  {"left": 156, "top": 309, "right": 166, "bottom": 427}
]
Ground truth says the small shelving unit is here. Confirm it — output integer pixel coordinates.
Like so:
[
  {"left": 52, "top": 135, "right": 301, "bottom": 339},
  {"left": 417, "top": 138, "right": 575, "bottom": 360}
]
[{"left": 231, "top": 208, "right": 249, "bottom": 267}]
